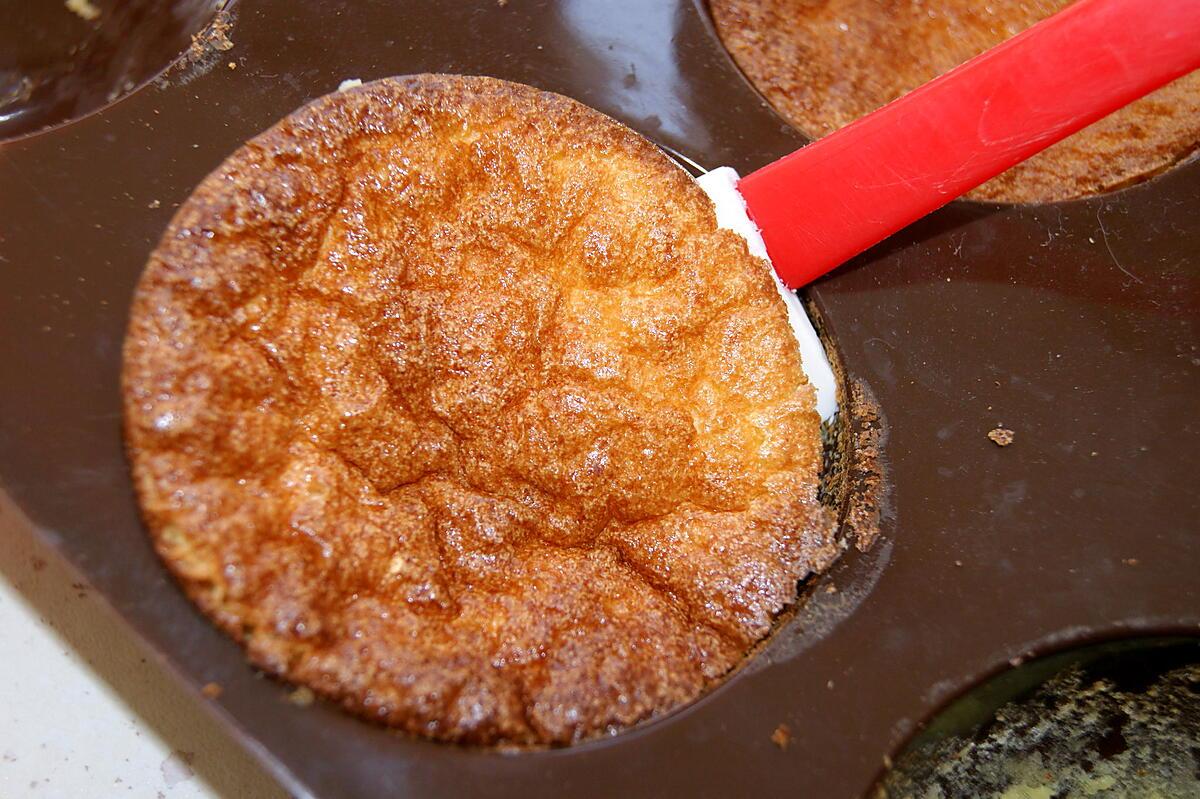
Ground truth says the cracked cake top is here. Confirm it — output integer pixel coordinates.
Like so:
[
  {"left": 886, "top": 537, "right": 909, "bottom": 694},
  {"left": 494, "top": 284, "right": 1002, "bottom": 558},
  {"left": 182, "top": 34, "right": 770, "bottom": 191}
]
[{"left": 122, "top": 74, "right": 836, "bottom": 745}]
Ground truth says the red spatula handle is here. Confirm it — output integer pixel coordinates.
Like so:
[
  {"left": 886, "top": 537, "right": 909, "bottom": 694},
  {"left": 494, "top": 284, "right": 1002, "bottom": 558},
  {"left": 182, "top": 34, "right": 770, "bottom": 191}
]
[{"left": 739, "top": 0, "right": 1200, "bottom": 288}]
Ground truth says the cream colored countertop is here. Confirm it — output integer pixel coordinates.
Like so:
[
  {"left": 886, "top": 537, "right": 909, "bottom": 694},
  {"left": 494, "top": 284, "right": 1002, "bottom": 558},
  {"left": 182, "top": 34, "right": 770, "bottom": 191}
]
[{"left": 0, "top": 522, "right": 288, "bottom": 799}]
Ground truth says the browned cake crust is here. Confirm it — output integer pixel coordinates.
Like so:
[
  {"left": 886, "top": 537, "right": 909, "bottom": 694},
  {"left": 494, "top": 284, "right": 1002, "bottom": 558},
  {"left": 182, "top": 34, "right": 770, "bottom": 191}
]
[
  {"left": 711, "top": 0, "right": 1200, "bottom": 203},
  {"left": 122, "top": 75, "right": 836, "bottom": 746}
]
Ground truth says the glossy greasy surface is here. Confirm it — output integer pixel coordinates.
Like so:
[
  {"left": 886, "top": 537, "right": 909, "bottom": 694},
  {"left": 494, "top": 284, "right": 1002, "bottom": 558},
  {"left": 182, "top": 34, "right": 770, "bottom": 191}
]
[
  {"left": 710, "top": 0, "right": 1200, "bottom": 203},
  {"left": 122, "top": 76, "right": 832, "bottom": 745}
]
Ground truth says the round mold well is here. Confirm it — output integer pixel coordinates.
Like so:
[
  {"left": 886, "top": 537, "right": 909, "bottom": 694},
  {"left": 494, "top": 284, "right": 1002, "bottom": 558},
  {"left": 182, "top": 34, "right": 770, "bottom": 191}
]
[
  {"left": 0, "top": 0, "right": 229, "bottom": 141},
  {"left": 873, "top": 636, "right": 1200, "bottom": 798}
]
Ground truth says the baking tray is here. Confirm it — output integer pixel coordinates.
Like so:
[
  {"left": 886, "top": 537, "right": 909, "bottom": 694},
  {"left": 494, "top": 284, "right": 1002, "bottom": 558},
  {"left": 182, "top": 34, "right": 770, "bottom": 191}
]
[{"left": 1, "top": 1, "right": 1196, "bottom": 797}]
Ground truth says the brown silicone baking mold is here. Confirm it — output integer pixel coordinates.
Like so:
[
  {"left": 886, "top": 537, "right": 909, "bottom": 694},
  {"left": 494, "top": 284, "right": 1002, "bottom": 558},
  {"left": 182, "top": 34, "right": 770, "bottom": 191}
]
[{"left": 0, "top": 2, "right": 1196, "bottom": 797}]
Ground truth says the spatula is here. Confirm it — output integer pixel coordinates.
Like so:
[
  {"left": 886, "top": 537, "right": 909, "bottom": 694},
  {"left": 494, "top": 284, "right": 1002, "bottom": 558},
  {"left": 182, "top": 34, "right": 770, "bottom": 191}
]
[
  {"left": 709, "top": 0, "right": 1200, "bottom": 289},
  {"left": 697, "top": 0, "right": 1200, "bottom": 420}
]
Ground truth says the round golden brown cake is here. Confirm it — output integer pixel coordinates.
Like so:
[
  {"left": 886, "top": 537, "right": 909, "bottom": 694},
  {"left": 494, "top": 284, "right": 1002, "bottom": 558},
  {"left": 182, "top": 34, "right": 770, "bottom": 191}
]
[
  {"left": 711, "top": 0, "right": 1200, "bottom": 204},
  {"left": 123, "top": 75, "right": 837, "bottom": 746}
]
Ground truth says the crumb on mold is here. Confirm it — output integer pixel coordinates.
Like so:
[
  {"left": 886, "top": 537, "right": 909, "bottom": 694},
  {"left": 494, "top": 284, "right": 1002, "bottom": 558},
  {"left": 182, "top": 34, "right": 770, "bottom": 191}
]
[
  {"left": 338, "top": 78, "right": 364, "bottom": 92},
  {"left": 841, "top": 379, "right": 889, "bottom": 553},
  {"left": 187, "top": 12, "right": 234, "bottom": 62},
  {"left": 771, "top": 723, "right": 793, "bottom": 750},
  {"left": 66, "top": 0, "right": 101, "bottom": 22},
  {"left": 201, "top": 682, "right": 223, "bottom": 699},
  {"left": 988, "top": 427, "right": 1015, "bottom": 447},
  {"left": 288, "top": 686, "right": 315, "bottom": 707},
  {"left": 160, "top": 9, "right": 235, "bottom": 87}
]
